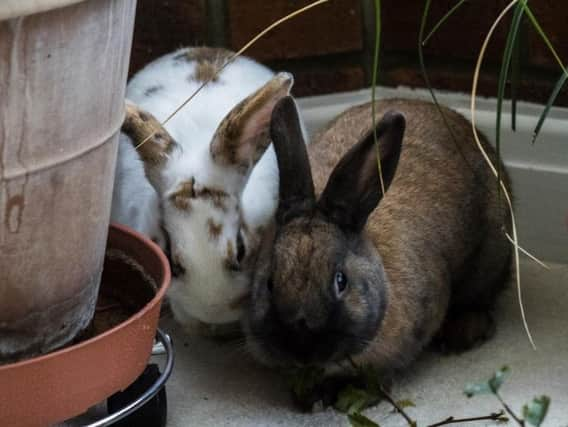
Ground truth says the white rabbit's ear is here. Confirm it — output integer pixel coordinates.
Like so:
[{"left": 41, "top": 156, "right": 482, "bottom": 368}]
[
  {"left": 210, "top": 72, "right": 293, "bottom": 171},
  {"left": 122, "top": 101, "right": 180, "bottom": 193}
]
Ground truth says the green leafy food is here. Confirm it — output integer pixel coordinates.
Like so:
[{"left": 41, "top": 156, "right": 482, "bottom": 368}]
[
  {"left": 284, "top": 366, "right": 325, "bottom": 402},
  {"left": 395, "top": 399, "right": 416, "bottom": 409},
  {"left": 465, "top": 366, "right": 510, "bottom": 397},
  {"left": 348, "top": 412, "right": 380, "bottom": 427},
  {"left": 488, "top": 366, "right": 510, "bottom": 393},
  {"left": 358, "top": 364, "right": 383, "bottom": 394},
  {"left": 464, "top": 381, "right": 492, "bottom": 397},
  {"left": 334, "top": 385, "right": 381, "bottom": 415},
  {"left": 523, "top": 395, "right": 551, "bottom": 426}
]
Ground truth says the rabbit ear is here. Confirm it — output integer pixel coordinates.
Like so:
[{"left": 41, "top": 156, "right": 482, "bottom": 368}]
[
  {"left": 318, "top": 110, "right": 405, "bottom": 232},
  {"left": 271, "top": 96, "right": 315, "bottom": 224},
  {"left": 210, "top": 72, "right": 293, "bottom": 171},
  {"left": 122, "top": 101, "right": 180, "bottom": 193}
]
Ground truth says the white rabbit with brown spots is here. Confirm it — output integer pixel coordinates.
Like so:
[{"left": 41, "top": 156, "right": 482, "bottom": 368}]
[
  {"left": 244, "top": 97, "right": 511, "bottom": 405},
  {"left": 111, "top": 47, "right": 303, "bottom": 332}
]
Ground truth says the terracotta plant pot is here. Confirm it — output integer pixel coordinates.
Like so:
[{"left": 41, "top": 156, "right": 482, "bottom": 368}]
[
  {"left": 0, "top": 0, "right": 137, "bottom": 362},
  {"left": 0, "top": 224, "right": 170, "bottom": 427}
]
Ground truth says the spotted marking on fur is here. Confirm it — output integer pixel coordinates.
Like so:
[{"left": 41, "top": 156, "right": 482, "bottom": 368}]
[
  {"left": 192, "top": 61, "right": 220, "bottom": 83},
  {"left": 170, "top": 180, "right": 195, "bottom": 211},
  {"left": 225, "top": 240, "right": 239, "bottom": 271},
  {"left": 173, "top": 47, "right": 233, "bottom": 63},
  {"left": 207, "top": 218, "right": 223, "bottom": 240},
  {"left": 168, "top": 179, "right": 229, "bottom": 212},
  {"left": 144, "top": 85, "right": 164, "bottom": 97},
  {"left": 122, "top": 103, "right": 177, "bottom": 167},
  {"left": 197, "top": 186, "right": 229, "bottom": 211},
  {"left": 211, "top": 74, "right": 292, "bottom": 167},
  {"left": 172, "top": 47, "right": 233, "bottom": 83},
  {"left": 137, "top": 110, "right": 151, "bottom": 122}
]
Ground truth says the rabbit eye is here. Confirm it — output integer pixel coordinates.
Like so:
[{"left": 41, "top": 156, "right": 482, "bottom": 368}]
[
  {"left": 334, "top": 271, "right": 348, "bottom": 295},
  {"left": 236, "top": 230, "right": 246, "bottom": 264}
]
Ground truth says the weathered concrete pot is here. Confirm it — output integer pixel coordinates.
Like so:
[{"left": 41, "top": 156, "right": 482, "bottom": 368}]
[{"left": 0, "top": 0, "right": 137, "bottom": 362}]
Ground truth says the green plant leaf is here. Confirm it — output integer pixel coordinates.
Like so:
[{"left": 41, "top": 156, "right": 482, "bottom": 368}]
[
  {"left": 533, "top": 71, "right": 568, "bottom": 143},
  {"left": 335, "top": 385, "right": 381, "bottom": 415},
  {"left": 464, "top": 381, "right": 492, "bottom": 397},
  {"left": 521, "top": 3, "right": 568, "bottom": 143},
  {"left": 523, "top": 395, "right": 551, "bottom": 426},
  {"left": 522, "top": 4, "right": 568, "bottom": 78},
  {"left": 510, "top": 16, "right": 522, "bottom": 132},
  {"left": 396, "top": 399, "right": 416, "bottom": 409},
  {"left": 488, "top": 366, "right": 510, "bottom": 393},
  {"left": 495, "top": 1, "right": 525, "bottom": 193},
  {"left": 422, "top": 0, "right": 469, "bottom": 46},
  {"left": 284, "top": 366, "right": 325, "bottom": 401},
  {"left": 358, "top": 364, "right": 383, "bottom": 394},
  {"left": 348, "top": 412, "right": 380, "bottom": 427},
  {"left": 419, "top": 0, "right": 473, "bottom": 173}
]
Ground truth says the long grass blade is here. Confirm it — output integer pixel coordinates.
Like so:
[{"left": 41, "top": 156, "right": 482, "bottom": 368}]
[
  {"left": 522, "top": 4, "right": 568, "bottom": 78},
  {"left": 510, "top": 17, "right": 522, "bottom": 131},
  {"left": 495, "top": 1, "right": 525, "bottom": 196},
  {"left": 371, "top": 0, "right": 385, "bottom": 195},
  {"left": 422, "top": 0, "right": 469, "bottom": 46},
  {"left": 533, "top": 72, "right": 568, "bottom": 143},
  {"left": 419, "top": 0, "right": 472, "bottom": 170},
  {"left": 135, "top": 0, "right": 331, "bottom": 149},
  {"left": 470, "top": 0, "right": 536, "bottom": 350}
]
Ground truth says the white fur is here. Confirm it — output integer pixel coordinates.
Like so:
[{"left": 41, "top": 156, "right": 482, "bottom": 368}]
[{"left": 111, "top": 48, "right": 304, "bottom": 327}]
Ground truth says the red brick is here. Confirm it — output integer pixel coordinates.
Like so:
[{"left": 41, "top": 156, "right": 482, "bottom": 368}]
[
  {"left": 226, "top": 0, "right": 363, "bottom": 61},
  {"left": 527, "top": 1, "right": 568, "bottom": 68},
  {"left": 381, "top": 0, "right": 508, "bottom": 63},
  {"left": 129, "top": 0, "right": 206, "bottom": 76}
]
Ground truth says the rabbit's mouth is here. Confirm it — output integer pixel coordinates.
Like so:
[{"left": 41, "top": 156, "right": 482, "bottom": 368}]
[{"left": 247, "top": 316, "right": 372, "bottom": 368}]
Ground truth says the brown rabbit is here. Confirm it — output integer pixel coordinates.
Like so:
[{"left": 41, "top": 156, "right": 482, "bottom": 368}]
[{"left": 244, "top": 97, "right": 511, "bottom": 381}]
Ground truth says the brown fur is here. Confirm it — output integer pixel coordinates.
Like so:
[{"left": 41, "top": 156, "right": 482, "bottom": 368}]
[
  {"left": 174, "top": 47, "right": 233, "bottom": 64},
  {"left": 211, "top": 74, "right": 292, "bottom": 168},
  {"left": 311, "top": 99, "right": 510, "bottom": 368},
  {"left": 173, "top": 47, "right": 233, "bottom": 83},
  {"left": 170, "top": 180, "right": 195, "bottom": 211},
  {"left": 207, "top": 218, "right": 223, "bottom": 240},
  {"left": 197, "top": 186, "right": 229, "bottom": 211},
  {"left": 122, "top": 103, "right": 178, "bottom": 171},
  {"left": 167, "top": 178, "right": 230, "bottom": 213},
  {"left": 225, "top": 240, "right": 238, "bottom": 271},
  {"left": 193, "top": 61, "right": 219, "bottom": 83},
  {"left": 247, "top": 98, "right": 511, "bottom": 373}
]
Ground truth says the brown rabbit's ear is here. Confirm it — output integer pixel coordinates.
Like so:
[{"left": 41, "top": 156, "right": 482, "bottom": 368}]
[
  {"left": 122, "top": 101, "right": 180, "bottom": 193},
  {"left": 318, "top": 110, "right": 405, "bottom": 232},
  {"left": 210, "top": 72, "right": 293, "bottom": 171},
  {"left": 271, "top": 96, "right": 315, "bottom": 224}
]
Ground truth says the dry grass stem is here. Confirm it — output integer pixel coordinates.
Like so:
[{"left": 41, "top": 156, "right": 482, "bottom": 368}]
[
  {"left": 470, "top": 0, "right": 536, "bottom": 350},
  {"left": 135, "top": 0, "right": 331, "bottom": 149}
]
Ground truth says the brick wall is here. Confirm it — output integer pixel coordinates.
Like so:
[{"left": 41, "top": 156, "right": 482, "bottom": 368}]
[{"left": 128, "top": 0, "right": 568, "bottom": 105}]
